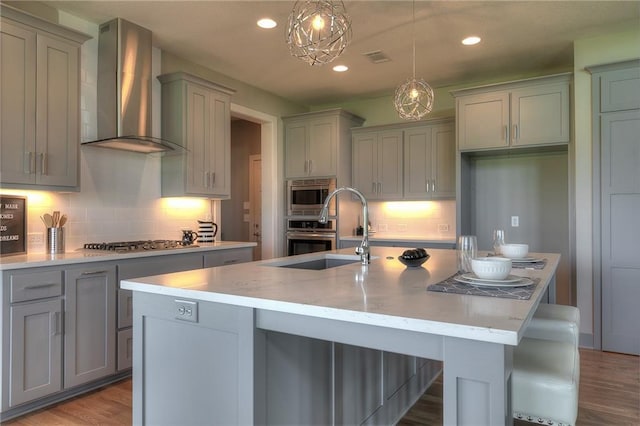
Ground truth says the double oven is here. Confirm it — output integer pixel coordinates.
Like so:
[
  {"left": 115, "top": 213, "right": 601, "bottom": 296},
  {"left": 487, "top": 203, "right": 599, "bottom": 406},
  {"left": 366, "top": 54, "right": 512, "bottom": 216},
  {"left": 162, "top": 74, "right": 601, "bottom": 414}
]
[{"left": 285, "top": 178, "right": 337, "bottom": 256}]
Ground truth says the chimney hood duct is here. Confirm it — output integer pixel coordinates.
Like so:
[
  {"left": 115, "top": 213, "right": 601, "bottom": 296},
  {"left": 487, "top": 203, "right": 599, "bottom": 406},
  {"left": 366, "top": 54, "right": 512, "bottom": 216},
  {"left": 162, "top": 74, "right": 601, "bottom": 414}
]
[{"left": 82, "top": 18, "right": 181, "bottom": 154}]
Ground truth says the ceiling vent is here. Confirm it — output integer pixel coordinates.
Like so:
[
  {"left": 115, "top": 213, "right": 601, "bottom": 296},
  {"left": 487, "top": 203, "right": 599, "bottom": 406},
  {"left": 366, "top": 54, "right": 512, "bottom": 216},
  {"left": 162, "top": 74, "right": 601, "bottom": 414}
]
[{"left": 363, "top": 50, "right": 391, "bottom": 64}]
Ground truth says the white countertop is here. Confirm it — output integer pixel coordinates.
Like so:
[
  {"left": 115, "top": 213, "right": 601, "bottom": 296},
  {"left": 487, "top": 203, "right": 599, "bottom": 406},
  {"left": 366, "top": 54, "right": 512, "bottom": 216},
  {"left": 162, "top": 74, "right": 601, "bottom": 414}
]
[
  {"left": 0, "top": 241, "right": 256, "bottom": 270},
  {"left": 121, "top": 247, "right": 559, "bottom": 346}
]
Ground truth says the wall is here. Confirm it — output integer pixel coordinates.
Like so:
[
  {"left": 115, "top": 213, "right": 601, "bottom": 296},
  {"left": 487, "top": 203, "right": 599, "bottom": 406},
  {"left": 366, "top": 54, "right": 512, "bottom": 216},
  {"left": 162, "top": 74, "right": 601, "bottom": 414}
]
[{"left": 573, "top": 27, "right": 640, "bottom": 345}]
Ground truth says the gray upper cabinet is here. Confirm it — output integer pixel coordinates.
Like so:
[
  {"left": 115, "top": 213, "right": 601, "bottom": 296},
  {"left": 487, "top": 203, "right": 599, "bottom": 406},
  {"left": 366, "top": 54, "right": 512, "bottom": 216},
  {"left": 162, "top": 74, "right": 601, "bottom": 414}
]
[
  {"left": 284, "top": 109, "right": 365, "bottom": 180},
  {"left": 454, "top": 74, "right": 571, "bottom": 151},
  {"left": 352, "top": 129, "right": 404, "bottom": 200},
  {"left": 159, "top": 72, "right": 235, "bottom": 198},
  {"left": 404, "top": 119, "right": 455, "bottom": 199},
  {"left": 63, "top": 264, "right": 116, "bottom": 388},
  {"left": 0, "top": 6, "right": 89, "bottom": 190}
]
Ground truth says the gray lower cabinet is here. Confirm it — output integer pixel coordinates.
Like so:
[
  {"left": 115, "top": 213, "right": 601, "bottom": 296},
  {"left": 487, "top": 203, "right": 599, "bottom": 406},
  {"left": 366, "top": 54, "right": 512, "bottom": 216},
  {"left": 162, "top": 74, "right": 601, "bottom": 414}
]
[
  {"left": 63, "top": 264, "right": 117, "bottom": 388},
  {"left": 9, "top": 297, "right": 63, "bottom": 407},
  {"left": 203, "top": 248, "right": 253, "bottom": 267},
  {"left": 4, "top": 269, "right": 64, "bottom": 409}
]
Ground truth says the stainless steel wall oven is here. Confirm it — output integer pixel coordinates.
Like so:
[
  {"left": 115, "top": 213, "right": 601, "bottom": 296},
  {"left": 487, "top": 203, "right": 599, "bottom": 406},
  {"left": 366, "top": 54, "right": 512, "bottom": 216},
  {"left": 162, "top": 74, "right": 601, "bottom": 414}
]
[
  {"left": 287, "top": 178, "right": 336, "bottom": 217},
  {"left": 286, "top": 218, "right": 336, "bottom": 256}
]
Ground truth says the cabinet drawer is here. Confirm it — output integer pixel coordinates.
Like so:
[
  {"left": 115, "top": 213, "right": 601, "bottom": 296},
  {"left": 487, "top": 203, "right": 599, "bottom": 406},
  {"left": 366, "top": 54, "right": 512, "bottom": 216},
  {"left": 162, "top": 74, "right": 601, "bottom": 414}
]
[
  {"left": 10, "top": 270, "right": 63, "bottom": 303},
  {"left": 117, "top": 328, "right": 133, "bottom": 371}
]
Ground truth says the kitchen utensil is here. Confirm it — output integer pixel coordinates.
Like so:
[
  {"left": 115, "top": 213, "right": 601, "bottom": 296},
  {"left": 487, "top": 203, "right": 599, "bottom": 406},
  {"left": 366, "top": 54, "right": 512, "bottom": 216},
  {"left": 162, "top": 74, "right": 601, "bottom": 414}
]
[
  {"left": 492, "top": 229, "right": 505, "bottom": 255},
  {"left": 52, "top": 211, "right": 60, "bottom": 227},
  {"left": 47, "top": 227, "right": 65, "bottom": 254},
  {"left": 42, "top": 213, "right": 54, "bottom": 228},
  {"left": 457, "top": 235, "right": 477, "bottom": 273},
  {"left": 181, "top": 230, "right": 198, "bottom": 245},
  {"left": 471, "top": 257, "right": 512, "bottom": 280},
  {"left": 500, "top": 243, "right": 529, "bottom": 259},
  {"left": 58, "top": 214, "right": 67, "bottom": 227}
]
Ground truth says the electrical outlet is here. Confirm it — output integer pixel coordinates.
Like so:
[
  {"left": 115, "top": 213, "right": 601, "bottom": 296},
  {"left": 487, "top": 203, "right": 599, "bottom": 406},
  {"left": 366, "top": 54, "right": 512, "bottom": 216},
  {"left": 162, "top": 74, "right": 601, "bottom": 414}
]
[
  {"left": 175, "top": 300, "right": 198, "bottom": 323},
  {"left": 438, "top": 224, "right": 450, "bottom": 232},
  {"left": 511, "top": 216, "right": 520, "bottom": 227},
  {"left": 28, "top": 232, "right": 44, "bottom": 243}
]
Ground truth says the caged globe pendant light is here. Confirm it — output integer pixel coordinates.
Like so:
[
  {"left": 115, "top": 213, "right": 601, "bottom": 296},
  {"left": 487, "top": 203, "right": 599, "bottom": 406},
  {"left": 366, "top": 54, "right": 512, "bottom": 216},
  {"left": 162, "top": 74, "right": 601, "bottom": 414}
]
[
  {"left": 393, "top": 1, "right": 434, "bottom": 120},
  {"left": 286, "top": 0, "right": 352, "bottom": 66}
]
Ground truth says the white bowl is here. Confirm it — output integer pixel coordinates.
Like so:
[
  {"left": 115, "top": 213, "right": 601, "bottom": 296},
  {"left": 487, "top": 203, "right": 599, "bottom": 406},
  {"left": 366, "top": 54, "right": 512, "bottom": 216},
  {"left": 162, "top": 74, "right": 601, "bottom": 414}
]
[
  {"left": 471, "top": 257, "right": 512, "bottom": 280},
  {"left": 500, "top": 243, "right": 529, "bottom": 259}
]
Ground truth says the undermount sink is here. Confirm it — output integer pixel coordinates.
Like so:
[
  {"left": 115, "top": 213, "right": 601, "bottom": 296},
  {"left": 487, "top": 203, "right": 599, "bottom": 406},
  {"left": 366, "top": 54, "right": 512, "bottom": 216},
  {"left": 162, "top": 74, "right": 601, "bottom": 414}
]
[{"left": 265, "top": 253, "right": 365, "bottom": 270}]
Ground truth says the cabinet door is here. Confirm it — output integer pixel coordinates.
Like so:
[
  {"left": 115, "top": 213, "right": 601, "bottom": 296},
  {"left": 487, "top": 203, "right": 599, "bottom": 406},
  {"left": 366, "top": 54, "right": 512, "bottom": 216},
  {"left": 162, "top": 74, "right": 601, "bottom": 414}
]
[
  {"left": 352, "top": 132, "right": 378, "bottom": 198},
  {"left": 404, "top": 126, "right": 432, "bottom": 199},
  {"left": 376, "top": 131, "right": 403, "bottom": 199},
  {"left": 284, "top": 121, "right": 308, "bottom": 178},
  {"left": 1, "top": 20, "right": 37, "bottom": 185},
  {"left": 307, "top": 116, "right": 337, "bottom": 177},
  {"left": 431, "top": 123, "right": 456, "bottom": 198},
  {"left": 186, "top": 83, "right": 211, "bottom": 195},
  {"left": 457, "top": 92, "right": 510, "bottom": 150},
  {"left": 35, "top": 34, "right": 79, "bottom": 187},
  {"left": 511, "top": 82, "right": 570, "bottom": 147},
  {"left": 64, "top": 265, "right": 116, "bottom": 388},
  {"left": 9, "top": 298, "right": 63, "bottom": 406},
  {"left": 209, "top": 91, "right": 231, "bottom": 197}
]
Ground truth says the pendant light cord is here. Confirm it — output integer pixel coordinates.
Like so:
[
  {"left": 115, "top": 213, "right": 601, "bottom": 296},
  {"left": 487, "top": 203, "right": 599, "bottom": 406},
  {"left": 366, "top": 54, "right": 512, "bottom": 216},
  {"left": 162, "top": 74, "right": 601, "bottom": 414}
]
[{"left": 412, "top": 0, "right": 416, "bottom": 80}]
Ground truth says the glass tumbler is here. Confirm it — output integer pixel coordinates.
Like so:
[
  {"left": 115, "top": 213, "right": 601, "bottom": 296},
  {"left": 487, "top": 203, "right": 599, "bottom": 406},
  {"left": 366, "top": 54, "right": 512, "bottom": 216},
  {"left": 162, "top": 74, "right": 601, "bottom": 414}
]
[
  {"left": 492, "top": 229, "right": 505, "bottom": 255},
  {"left": 457, "top": 235, "right": 477, "bottom": 273}
]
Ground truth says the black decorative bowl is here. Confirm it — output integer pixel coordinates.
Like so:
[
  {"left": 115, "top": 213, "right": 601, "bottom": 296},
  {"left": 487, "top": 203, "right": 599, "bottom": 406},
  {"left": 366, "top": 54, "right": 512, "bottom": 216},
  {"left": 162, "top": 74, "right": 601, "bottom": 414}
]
[{"left": 398, "top": 248, "right": 430, "bottom": 268}]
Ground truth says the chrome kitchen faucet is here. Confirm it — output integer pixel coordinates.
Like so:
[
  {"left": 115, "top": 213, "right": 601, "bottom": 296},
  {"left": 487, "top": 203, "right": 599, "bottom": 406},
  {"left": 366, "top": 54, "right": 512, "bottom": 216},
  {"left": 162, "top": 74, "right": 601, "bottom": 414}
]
[{"left": 319, "top": 187, "right": 370, "bottom": 265}]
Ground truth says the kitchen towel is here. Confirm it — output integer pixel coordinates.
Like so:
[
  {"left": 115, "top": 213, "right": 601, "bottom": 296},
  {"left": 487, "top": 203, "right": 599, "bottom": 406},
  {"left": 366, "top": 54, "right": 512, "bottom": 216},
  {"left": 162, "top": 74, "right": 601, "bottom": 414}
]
[{"left": 427, "top": 273, "right": 539, "bottom": 300}]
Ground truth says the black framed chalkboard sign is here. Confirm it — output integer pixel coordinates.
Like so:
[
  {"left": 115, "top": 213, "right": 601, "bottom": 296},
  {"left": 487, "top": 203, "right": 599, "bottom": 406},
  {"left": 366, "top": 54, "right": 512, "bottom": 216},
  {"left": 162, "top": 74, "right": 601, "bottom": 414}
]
[{"left": 0, "top": 195, "right": 27, "bottom": 256}]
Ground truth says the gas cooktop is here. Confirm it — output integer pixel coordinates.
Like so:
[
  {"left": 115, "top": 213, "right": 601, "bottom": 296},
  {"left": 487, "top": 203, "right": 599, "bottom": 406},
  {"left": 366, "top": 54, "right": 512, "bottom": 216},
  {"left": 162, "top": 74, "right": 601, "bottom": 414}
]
[{"left": 83, "top": 240, "right": 199, "bottom": 253}]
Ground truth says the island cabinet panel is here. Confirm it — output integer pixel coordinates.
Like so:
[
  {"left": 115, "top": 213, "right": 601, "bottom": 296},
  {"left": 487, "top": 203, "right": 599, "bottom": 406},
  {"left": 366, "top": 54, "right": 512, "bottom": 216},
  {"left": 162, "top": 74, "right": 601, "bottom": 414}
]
[
  {"left": 63, "top": 264, "right": 116, "bottom": 388},
  {"left": 454, "top": 73, "right": 571, "bottom": 151},
  {"left": 0, "top": 7, "right": 89, "bottom": 190},
  {"left": 263, "top": 332, "right": 333, "bottom": 425},
  {"left": 334, "top": 344, "right": 383, "bottom": 424},
  {"left": 132, "top": 293, "right": 256, "bottom": 426},
  {"left": 203, "top": 247, "right": 253, "bottom": 267}
]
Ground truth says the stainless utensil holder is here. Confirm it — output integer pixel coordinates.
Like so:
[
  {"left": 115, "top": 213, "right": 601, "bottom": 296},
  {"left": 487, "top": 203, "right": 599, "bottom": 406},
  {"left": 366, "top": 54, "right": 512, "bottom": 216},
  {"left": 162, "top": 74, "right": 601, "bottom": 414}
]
[{"left": 47, "top": 228, "right": 65, "bottom": 254}]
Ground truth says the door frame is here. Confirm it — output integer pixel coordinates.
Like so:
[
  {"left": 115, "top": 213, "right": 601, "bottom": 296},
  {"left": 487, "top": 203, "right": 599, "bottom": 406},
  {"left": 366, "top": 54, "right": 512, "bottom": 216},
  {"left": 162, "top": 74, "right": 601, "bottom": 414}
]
[{"left": 229, "top": 104, "right": 281, "bottom": 259}]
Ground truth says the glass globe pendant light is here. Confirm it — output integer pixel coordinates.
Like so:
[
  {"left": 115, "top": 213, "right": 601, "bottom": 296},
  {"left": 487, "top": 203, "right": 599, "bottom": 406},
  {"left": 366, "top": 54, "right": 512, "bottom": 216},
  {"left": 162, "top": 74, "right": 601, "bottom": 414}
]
[
  {"left": 393, "top": 1, "right": 434, "bottom": 120},
  {"left": 286, "top": 0, "right": 352, "bottom": 66}
]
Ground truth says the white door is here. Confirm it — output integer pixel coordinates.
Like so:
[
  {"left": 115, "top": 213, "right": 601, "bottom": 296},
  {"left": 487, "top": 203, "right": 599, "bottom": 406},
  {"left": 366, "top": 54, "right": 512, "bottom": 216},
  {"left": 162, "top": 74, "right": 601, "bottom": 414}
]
[{"left": 249, "top": 154, "right": 262, "bottom": 260}]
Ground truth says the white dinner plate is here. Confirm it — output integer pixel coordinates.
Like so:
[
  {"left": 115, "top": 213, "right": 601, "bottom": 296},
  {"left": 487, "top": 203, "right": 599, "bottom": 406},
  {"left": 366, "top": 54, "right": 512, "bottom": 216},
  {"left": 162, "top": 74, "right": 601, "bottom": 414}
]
[
  {"left": 511, "top": 258, "right": 545, "bottom": 263},
  {"left": 459, "top": 273, "right": 523, "bottom": 283},
  {"left": 455, "top": 274, "right": 534, "bottom": 288}
]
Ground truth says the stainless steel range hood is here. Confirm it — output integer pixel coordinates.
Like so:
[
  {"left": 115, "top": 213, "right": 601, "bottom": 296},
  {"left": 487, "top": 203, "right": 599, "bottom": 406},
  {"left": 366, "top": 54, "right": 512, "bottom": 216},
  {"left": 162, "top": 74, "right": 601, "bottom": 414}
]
[{"left": 82, "top": 18, "right": 181, "bottom": 154}]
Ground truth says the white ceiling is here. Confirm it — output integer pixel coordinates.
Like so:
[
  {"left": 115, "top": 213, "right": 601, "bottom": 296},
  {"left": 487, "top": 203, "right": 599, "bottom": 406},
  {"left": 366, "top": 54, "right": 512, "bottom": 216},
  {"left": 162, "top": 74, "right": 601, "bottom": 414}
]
[{"left": 48, "top": 0, "right": 640, "bottom": 106}]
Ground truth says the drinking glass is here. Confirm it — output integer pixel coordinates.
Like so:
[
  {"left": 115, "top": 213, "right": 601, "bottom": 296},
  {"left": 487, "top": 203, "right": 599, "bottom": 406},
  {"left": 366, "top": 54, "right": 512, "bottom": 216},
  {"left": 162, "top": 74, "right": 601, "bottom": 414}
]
[
  {"left": 457, "top": 235, "right": 477, "bottom": 273},
  {"left": 492, "top": 229, "right": 505, "bottom": 255}
]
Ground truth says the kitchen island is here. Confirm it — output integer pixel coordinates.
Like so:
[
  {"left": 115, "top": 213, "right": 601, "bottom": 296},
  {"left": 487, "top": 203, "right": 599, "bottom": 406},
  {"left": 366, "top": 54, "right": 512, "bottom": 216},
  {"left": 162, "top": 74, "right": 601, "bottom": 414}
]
[{"left": 122, "top": 247, "right": 559, "bottom": 425}]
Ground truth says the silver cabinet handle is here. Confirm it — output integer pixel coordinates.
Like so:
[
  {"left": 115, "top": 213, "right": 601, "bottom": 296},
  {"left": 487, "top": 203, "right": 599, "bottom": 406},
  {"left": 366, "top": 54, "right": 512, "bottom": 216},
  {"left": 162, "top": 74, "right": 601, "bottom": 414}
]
[
  {"left": 504, "top": 125, "right": 509, "bottom": 142},
  {"left": 24, "top": 283, "right": 58, "bottom": 290},
  {"left": 432, "top": 180, "right": 435, "bottom": 192},
  {"left": 426, "top": 179, "right": 430, "bottom": 193},
  {"left": 377, "top": 182, "right": 381, "bottom": 194},
  {"left": 39, "top": 152, "right": 47, "bottom": 175},
  {"left": 372, "top": 182, "right": 376, "bottom": 193},
  {"left": 81, "top": 270, "right": 108, "bottom": 275},
  {"left": 51, "top": 311, "right": 62, "bottom": 336},
  {"left": 308, "top": 160, "right": 313, "bottom": 174},
  {"left": 211, "top": 172, "right": 215, "bottom": 186},
  {"left": 513, "top": 124, "right": 519, "bottom": 141}
]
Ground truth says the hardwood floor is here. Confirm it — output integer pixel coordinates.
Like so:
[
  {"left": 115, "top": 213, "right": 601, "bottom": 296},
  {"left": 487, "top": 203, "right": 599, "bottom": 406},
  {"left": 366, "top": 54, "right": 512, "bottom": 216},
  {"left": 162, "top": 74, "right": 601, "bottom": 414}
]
[{"left": 4, "top": 349, "right": 638, "bottom": 425}]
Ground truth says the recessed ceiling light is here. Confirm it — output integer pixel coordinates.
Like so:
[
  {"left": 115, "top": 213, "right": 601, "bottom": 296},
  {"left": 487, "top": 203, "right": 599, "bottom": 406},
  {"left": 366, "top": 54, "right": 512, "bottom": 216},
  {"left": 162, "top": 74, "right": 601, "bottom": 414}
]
[
  {"left": 257, "top": 18, "right": 277, "bottom": 29},
  {"left": 462, "top": 36, "right": 481, "bottom": 46},
  {"left": 333, "top": 65, "right": 349, "bottom": 72}
]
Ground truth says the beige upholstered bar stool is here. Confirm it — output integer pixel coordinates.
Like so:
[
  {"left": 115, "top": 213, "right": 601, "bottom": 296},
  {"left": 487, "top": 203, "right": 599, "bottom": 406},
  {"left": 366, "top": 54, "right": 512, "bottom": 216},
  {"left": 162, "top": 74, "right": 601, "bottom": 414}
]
[
  {"left": 512, "top": 337, "right": 580, "bottom": 426},
  {"left": 524, "top": 304, "right": 580, "bottom": 348}
]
